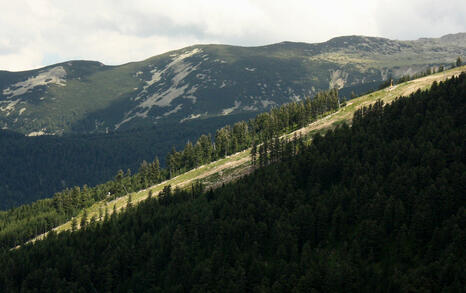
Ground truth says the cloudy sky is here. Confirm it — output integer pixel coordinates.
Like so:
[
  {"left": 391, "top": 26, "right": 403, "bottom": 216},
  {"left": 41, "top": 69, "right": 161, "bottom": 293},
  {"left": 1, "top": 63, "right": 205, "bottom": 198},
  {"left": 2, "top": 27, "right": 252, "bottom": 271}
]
[{"left": 1, "top": 0, "right": 465, "bottom": 71}]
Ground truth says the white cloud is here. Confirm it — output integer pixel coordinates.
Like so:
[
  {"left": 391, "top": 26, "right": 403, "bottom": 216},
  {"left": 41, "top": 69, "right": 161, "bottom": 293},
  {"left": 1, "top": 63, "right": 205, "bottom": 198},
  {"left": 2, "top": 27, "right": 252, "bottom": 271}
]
[
  {"left": 373, "top": 0, "right": 466, "bottom": 40},
  {"left": 0, "top": 0, "right": 464, "bottom": 71}
]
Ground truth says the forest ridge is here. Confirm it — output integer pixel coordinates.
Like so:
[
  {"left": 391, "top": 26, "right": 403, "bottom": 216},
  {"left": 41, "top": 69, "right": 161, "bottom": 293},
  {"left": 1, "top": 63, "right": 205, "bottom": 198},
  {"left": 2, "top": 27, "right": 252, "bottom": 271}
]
[{"left": 0, "top": 70, "right": 464, "bottom": 292}]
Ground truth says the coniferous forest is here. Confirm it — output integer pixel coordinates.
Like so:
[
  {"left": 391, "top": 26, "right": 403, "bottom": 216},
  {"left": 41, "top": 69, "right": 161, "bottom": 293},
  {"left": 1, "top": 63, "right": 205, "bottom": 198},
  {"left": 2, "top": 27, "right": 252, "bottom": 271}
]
[
  {"left": 0, "top": 83, "right": 339, "bottom": 211},
  {"left": 0, "top": 88, "right": 339, "bottom": 250},
  {"left": 0, "top": 112, "right": 256, "bottom": 210},
  {"left": 0, "top": 73, "right": 464, "bottom": 291}
]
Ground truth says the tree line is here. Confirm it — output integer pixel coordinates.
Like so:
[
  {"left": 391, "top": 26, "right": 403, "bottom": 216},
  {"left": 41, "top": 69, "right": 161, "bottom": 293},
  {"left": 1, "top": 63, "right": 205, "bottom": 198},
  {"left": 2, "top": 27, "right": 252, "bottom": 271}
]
[
  {"left": 166, "top": 88, "right": 340, "bottom": 176},
  {"left": 378, "top": 58, "right": 464, "bottom": 90}
]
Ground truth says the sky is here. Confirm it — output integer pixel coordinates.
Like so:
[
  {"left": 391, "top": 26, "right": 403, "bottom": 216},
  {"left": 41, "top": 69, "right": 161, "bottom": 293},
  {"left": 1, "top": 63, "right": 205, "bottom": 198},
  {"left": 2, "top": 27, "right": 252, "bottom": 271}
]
[{"left": 0, "top": 0, "right": 465, "bottom": 71}]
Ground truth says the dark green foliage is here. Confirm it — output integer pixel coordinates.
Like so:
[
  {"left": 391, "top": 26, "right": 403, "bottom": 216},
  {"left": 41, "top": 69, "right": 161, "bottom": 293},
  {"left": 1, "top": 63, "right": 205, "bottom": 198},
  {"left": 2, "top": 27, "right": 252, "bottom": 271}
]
[
  {"left": 168, "top": 88, "right": 340, "bottom": 177},
  {"left": 71, "top": 218, "right": 77, "bottom": 232},
  {"left": 0, "top": 154, "right": 168, "bottom": 250},
  {"left": 0, "top": 73, "right": 464, "bottom": 291},
  {"left": 0, "top": 89, "right": 339, "bottom": 250},
  {"left": 1, "top": 35, "right": 463, "bottom": 213},
  {"left": 0, "top": 112, "right": 256, "bottom": 210},
  {"left": 80, "top": 210, "right": 88, "bottom": 229}
]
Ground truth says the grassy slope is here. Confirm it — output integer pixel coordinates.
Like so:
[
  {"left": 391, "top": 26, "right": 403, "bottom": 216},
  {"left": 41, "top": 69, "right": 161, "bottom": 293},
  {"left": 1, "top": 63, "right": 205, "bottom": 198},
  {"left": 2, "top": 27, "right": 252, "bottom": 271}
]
[
  {"left": 39, "top": 63, "right": 141, "bottom": 132},
  {"left": 23, "top": 65, "right": 466, "bottom": 246}
]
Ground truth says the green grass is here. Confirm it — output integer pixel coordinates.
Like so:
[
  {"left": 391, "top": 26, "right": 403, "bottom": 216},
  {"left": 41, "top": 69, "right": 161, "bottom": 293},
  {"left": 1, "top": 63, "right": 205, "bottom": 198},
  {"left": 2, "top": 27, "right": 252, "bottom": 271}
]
[{"left": 42, "top": 64, "right": 141, "bottom": 130}]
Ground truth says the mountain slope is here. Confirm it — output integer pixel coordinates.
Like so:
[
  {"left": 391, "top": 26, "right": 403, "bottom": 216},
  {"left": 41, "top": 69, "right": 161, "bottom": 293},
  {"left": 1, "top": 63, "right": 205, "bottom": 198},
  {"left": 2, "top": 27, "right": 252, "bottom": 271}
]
[
  {"left": 45, "top": 65, "right": 466, "bottom": 236},
  {"left": 0, "top": 34, "right": 464, "bottom": 209},
  {"left": 0, "top": 112, "right": 253, "bottom": 210},
  {"left": 1, "top": 70, "right": 464, "bottom": 292},
  {"left": 1, "top": 33, "right": 465, "bottom": 135},
  {"left": 4, "top": 65, "right": 464, "bottom": 249}
]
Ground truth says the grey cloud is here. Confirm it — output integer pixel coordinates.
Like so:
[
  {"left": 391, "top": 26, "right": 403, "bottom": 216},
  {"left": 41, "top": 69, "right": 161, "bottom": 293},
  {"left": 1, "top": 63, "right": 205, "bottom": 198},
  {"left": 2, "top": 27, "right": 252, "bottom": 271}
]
[
  {"left": 374, "top": 0, "right": 466, "bottom": 40},
  {"left": 1, "top": 0, "right": 465, "bottom": 71}
]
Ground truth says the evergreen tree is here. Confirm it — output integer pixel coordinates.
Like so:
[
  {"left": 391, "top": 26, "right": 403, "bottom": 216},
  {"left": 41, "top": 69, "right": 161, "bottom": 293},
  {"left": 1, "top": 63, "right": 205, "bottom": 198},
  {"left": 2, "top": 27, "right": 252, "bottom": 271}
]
[
  {"left": 89, "top": 215, "right": 97, "bottom": 226},
  {"left": 115, "top": 169, "right": 124, "bottom": 183},
  {"left": 127, "top": 194, "right": 133, "bottom": 209},
  {"left": 151, "top": 157, "right": 161, "bottom": 183},
  {"left": 80, "top": 210, "right": 88, "bottom": 229},
  {"left": 148, "top": 190, "right": 153, "bottom": 199},
  {"left": 104, "top": 207, "right": 109, "bottom": 222},
  {"left": 71, "top": 218, "right": 77, "bottom": 232},
  {"left": 251, "top": 141, "right": 257, "bottom": 167}
]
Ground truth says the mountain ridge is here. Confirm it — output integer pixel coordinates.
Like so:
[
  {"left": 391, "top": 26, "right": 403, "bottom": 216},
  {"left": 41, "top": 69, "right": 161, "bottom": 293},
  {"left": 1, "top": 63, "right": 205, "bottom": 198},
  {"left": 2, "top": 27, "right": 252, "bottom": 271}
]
[{"left": 1, "top": 33, "right": 464, "bottom": 135}]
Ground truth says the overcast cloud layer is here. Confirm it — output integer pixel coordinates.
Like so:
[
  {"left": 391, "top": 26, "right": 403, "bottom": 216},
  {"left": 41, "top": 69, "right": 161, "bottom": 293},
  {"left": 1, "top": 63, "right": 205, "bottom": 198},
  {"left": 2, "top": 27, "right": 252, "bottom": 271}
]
[{"left": 1, "top": 0, "right": 465, "bottom": 71}]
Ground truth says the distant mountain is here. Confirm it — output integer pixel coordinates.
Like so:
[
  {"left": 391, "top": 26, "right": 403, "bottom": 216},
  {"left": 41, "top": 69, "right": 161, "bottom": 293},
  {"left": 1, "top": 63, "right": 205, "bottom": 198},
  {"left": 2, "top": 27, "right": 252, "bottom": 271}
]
[{"left": 1, "top": 33, "right": 465, "bottom": 135}]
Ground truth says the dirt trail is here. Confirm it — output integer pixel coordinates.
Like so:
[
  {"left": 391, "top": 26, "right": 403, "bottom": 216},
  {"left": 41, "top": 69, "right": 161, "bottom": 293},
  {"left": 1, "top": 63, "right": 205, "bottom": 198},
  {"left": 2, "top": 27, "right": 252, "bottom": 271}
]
[
  {"left": 132, "top": 151, "right": 251, "bottom": 205},
  {"left": 398, "top": 69, "right": 463, "bottom": 97}
]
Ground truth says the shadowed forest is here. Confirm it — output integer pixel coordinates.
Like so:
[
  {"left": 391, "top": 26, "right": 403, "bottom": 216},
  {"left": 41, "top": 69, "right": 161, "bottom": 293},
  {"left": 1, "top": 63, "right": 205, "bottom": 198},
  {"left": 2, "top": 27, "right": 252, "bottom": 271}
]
[{"left": 0, "top": 73, "right": 464, "bottom": 292}]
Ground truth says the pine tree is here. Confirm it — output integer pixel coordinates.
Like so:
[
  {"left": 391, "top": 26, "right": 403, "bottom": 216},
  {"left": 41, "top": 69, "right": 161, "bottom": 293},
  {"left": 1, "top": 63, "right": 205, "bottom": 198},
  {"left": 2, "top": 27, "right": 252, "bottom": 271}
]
[
  {"left": 127, "top": 194, "right": 133, "bottom": 209},
  {"left": 89, "top": 215, "right": 97, "bottom": 226},
  {"left": 167, "top": 146, "right": 179, "bottom": 178},
  {"left": 251, "top": 141, "right": 257, "bottom": 167},
  {"left": 80, "top": 210, "right": 88, "bottom": 229},
  {"left": 263, "top": 140, "right": 269, "bottom": 166},
  {"left": 104, "top": 207, "right": 109, "bottom": 222},
  {"left": 139, "top": 160, "right": 150, "bottom": 187},
  {"left": 148, "top": 190, "right": 153, "bottom": 199},
  {"left": 115, "top": 169, "right": 124, "bottom": 183},
  {"left": 151, "top": 157, "right": 161, "bottom": 183},
  {"left": 71, "top": 218, "right": 77, "bottom": 232}
]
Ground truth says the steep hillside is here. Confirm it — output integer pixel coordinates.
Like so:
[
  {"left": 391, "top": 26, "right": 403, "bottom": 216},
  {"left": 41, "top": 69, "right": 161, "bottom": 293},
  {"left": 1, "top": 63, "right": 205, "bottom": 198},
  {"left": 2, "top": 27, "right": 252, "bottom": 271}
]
[
  {"left": 2, "top": 65, "right": 463, "bottom": 250},
  {"left": 1, "top": 70, "right": 464, "bottom": 292},
  {"left": 1, "top": 33, "right": 464, "bottom": 135}
]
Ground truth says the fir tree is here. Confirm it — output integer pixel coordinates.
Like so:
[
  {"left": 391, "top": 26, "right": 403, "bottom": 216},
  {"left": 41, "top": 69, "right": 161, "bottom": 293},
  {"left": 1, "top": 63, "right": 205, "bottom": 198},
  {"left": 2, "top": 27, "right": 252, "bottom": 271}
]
[
  {"left": 71, "top": 218, "right": 77, "bottom": 232},
  {"left": 80, "top": 210, "right": 88, "bottom": 229}
]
